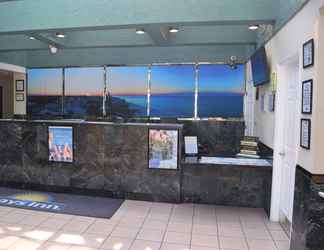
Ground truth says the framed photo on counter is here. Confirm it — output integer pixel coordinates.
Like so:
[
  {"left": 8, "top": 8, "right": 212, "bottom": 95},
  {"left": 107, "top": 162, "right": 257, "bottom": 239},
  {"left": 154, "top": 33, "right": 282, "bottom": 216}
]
[
  {"left": 300, "top": 119, "right": 311, "bottom": 150},
  {"left": 302, "top": 79, "right": 313, "bottom": 114},
  {"left": 303, "top": 39, "right": 314, "bottom": 68},
  {"left": 148, "top": 129, "right": 179, "bottom": 170}
]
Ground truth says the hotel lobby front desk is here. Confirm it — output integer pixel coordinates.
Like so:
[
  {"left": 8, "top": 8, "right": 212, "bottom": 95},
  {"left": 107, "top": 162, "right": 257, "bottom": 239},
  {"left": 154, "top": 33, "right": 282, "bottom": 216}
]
[
  {"left": 0, "top": 119, "right": 273, "bottom": 213},
  {"left": 0, "top": 119, "right": 183, "bottom": 203}
]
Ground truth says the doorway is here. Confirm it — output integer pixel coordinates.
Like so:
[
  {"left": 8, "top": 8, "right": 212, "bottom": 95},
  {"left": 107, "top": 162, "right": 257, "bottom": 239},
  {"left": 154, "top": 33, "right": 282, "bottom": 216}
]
[{"left": 277, "top": 56, "right": 299, "bottom": 227}]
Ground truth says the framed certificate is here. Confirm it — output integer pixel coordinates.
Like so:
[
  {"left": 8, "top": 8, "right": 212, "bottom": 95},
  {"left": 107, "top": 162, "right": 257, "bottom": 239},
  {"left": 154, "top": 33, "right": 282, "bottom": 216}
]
[
  {"left": 300, "top": 119, "right": 311, "bottom": 149},
  {"left": 15, "top": 93, "right": 24, "bottom": 101},
  {"left": 15, "top": 80, "right": 24, "bottom": 92},
  {"left": 303, "top": 39, "right": 314, "bottom": 68},
  {"left": 302, "top": 79, "right": 313, "bottom": 114}
]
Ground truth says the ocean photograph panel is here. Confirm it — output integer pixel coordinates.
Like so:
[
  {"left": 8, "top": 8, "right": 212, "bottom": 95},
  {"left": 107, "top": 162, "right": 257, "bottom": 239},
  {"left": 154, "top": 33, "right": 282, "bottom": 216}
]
[
  {"left": 198, "top": 64, "right": 245, "bottom": 118},
  {"left": 150, "top": 65, "right": 195, "bottom": 118},
  {"left": 107, "top": 66, "right": 148, "bottom": 118},
  {"left": 27, "top": 68, "right": 63, "bottom": 116},
  {"left": 64, "top": 67, "right": 104, "bottom": 117},
  {"left": 149, "top": 129, "right": 178, "bottom": 170}
]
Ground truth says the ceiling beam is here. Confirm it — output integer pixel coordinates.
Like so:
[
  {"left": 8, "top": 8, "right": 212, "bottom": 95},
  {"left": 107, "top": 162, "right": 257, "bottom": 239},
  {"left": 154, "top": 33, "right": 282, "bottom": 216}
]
[
  {"left": 0, "top": 26, "right": 257, "bottom": 52},
  {"left": 0, "top": 45, "right": 254, "bottom": 68},
  {"left": 145, "top": 25, "right": 170, "bottom": 45},
  {"left": 0, "top": 0, "right": 275, "bottom": 34},
  {"left": 29, "top": 34, "right": 66, "bottom": 48}
]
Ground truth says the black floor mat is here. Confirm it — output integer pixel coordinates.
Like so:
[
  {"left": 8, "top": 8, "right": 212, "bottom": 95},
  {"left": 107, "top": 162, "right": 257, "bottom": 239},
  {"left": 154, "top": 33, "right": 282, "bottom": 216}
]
[{"left": 0, "top": 187, "right": 124, "bottom": 219}]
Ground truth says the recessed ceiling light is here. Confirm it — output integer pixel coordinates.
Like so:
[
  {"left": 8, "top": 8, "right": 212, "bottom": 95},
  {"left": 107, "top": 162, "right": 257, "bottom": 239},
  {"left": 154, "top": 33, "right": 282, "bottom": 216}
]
[
  {"left": 249, "top": 25, "right": 259, "bottom": 30},
  {"left": 135, "top": 29, "right": 145, "bottom": 35},
  {"left": 55, "top": 32, "right": 65, "bottom": 38},
  {"left": 29, "top": 36, "right": 35, "bottom": 40},
  {"left": 169, "top": 27, "right": 179, "bottom": 33}
]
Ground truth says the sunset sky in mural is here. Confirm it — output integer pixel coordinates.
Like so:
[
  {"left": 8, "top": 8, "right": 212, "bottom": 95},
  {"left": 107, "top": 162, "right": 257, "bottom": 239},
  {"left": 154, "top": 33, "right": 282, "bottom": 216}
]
[{"left": 28, "top": 65, "right": 244, "bottom": 96}]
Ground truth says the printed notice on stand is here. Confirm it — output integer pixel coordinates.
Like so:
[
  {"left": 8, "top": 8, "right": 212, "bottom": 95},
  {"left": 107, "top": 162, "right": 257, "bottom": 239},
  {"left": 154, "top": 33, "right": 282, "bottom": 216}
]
[{"left": 184, "top": 136, "right": 198, "bottom": 155}]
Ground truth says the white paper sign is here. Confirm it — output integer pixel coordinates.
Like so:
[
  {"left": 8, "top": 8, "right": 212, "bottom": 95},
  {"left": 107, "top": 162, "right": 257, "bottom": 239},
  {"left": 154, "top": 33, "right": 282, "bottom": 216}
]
[{"left": 184, "top": 136, "right": 198, "bottom": 154}]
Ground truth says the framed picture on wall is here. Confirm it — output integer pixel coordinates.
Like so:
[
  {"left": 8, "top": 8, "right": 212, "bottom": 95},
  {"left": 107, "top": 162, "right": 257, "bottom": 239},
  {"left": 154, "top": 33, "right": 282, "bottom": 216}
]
[
  {"left": 15, "top": 93, "right": 24, "bottom": 101},
  {"left": 148, "top": 129, "right": 179, "bottom": 170},
  {"left": 303, "top": 39, "right": 314, "bottom": 68},
  {"left": 268, "top": 93, "right": 275, "bottom": 112},
  {"left": 302, "top": 79, "right": 313, "bottom": 114},
  {"left": 300, "top": 119, "right": 311, "bottom": 149},
  {"left": 48, "top": 126, "right": 74, "bottom": 163},
  {"left": 15, "top": 80, "right": 24, "bottom": 92}
]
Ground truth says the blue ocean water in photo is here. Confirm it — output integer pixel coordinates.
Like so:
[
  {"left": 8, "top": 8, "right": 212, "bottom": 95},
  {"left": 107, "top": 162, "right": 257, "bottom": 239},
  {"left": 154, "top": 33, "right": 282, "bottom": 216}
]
[
  {"left": 150, "top": 93, "right": 194, "bottom": 118},
  {"left": 198, "top": 93, "right": 244, "bottom": 117},
  {"left": 114, "top": 93, "right": 243, "bottom": 118}
]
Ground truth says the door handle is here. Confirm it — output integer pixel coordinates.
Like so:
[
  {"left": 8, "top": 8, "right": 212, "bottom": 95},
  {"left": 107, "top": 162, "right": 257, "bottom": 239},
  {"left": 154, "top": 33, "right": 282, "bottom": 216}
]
[
  {"left": 279, "top": 152, "right": 285, "bottom": 156},
  {"left": 318, "top": 192, "right": 324, "bottom": 199}
]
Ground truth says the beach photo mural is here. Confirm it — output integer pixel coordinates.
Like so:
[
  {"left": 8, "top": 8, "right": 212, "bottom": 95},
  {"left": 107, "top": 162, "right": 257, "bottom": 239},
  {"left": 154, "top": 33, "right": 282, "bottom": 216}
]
[
  {"left": 107, "top": 66, "right": 148, "bottom": 117},
  {"left": 48, "top": 126, "right": 73, "bottom": 163},
  {"left": 64, "top": 67, "right": 104, "bottom": 117},
  {"left": 27, "top": 68, "right": 63, "bottom": 116},
  {"left": 198, "top": 64, "right": 245, "bottom": 117},
  {"left": 150, "top": 65, "right": 195, "bottom": 118},
  {"left": 149, "top": 129, "right": 178, "bottom": 170}
]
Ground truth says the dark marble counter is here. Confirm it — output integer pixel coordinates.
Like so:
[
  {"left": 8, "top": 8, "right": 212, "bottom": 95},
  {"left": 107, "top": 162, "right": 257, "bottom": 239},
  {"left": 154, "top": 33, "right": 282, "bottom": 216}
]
[
  {"left": 182, "top": 156, "right": 273, "bottom": 169},
  {"left": 0, "top": 120, "right": 183, "bottom": 202},
  {"left": 291, "top": 166, "right": 324, "bottom": 250},
  {"left": 0, "top": 119, "right": 183, "bottom": 128},
  {"left": 181, "top": 159, "right": 273, "bottom": 216}
]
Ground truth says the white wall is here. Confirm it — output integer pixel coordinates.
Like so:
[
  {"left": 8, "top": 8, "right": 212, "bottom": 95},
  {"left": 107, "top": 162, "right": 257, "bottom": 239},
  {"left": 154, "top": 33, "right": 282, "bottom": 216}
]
[
  {"left": 13, "top": 72, "right": 26, "bottom": 115},
  {"left": 248, "top": 0, "right": 324, "bottom": 173},
  {"left": 0, "top": 62, "right": 26, "bottom": 116}
]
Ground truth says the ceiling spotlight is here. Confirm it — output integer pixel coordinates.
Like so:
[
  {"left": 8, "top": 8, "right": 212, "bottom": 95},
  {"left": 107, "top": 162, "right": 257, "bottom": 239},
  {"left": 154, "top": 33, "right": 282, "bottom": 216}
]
[
  {"left": 29, "top": 36, "right": 35, "bottom": 40},
  {"left": 249, "top": 25, "right": 259, "bottom": 30},
  {"left": 55, "top": 32, "right": 65, "bottom": 38},
  {"left": 229, "top": 56, "right": 238, "bottom": 70},
  {"left": 49, "top": 45, "right": 58, "bottom": 54},
  {"left": 169, "top": 27, "right": 179, "bottom": 33},
  {"left": 135, "top": 29, "right": 145, "bottom": 35}
]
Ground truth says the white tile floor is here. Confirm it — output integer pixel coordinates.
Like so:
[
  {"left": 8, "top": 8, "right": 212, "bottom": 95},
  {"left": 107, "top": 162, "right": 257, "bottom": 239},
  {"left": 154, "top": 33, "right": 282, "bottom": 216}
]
[{"left": 0, "top": 200, "right": 290, "bottom": 250}]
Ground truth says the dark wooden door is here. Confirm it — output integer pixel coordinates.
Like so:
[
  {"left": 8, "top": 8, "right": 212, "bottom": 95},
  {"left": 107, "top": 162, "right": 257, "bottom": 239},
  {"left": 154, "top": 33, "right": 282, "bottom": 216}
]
[{"left": 0, "top": 87, "right": 3, "bottom": 119}]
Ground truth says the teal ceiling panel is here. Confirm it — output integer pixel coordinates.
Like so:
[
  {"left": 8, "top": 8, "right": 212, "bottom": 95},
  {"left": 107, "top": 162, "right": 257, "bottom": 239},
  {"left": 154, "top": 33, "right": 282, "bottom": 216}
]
[{"left": 0, "top": 0, "right": 275, "bottom": 34}]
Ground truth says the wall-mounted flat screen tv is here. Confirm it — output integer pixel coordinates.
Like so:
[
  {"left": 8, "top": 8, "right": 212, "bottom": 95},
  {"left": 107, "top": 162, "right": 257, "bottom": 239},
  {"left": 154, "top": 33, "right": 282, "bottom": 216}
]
[{"left": 251, "top": 46, "right": 270, "bottom": 86}]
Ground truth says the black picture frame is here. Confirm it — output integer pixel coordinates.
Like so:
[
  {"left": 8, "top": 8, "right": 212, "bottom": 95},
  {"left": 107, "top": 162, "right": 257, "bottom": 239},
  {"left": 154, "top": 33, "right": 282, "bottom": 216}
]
[
  {"left": 48, "top": 126, "right": 74, "bottom": 163},
  {"left": 303, "top": 39, "right": 314, "bottom": 68},
  {"left": 148, "top": 128, "right": 179, "bottom": 170},
  {"left": 15, "top": 93, "right": 24, "bottom": 102},
  {"left": 302, "top": 79, "right": 313, "bottom": 114},
  {"left": 15, "top": 80, "right": 24, "bottom": 92},
  {"left": 300, "top": 119, "right": 311, "bottom": 150},
  {"left": 256, "top": 87, "right": 259, "bottom": 100}
]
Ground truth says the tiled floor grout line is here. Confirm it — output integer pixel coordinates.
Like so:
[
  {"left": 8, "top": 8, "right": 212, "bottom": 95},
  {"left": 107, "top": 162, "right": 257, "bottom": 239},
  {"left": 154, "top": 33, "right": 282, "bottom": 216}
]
[
  {"left": 189, "top": 204, "right": 195, "bottom": 250},
  {"left": 128, "top": 202, "right": 154, "bottom": 250},
  {"left": 215, "top": 206, "right": 221, "bottom": 250},
  {"left": 263, "top": 218, "right": 282, "bottom": 250},
  {"left": 159, "top": 203, "right": 174, "bottom": 250},
  {"left": 239, "top": 213, "right": 252, "bottom": 250}
]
